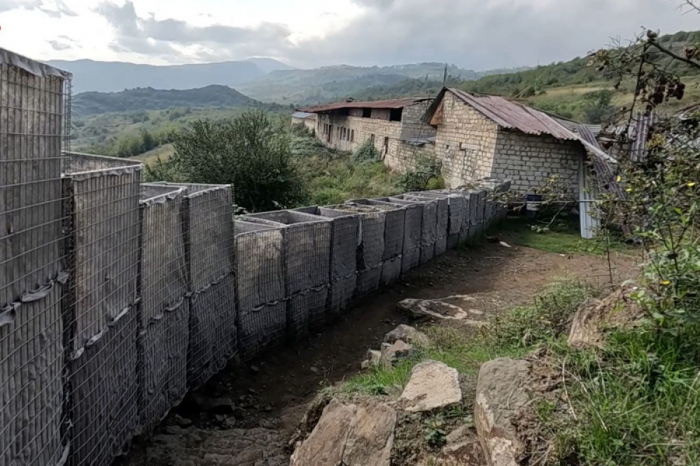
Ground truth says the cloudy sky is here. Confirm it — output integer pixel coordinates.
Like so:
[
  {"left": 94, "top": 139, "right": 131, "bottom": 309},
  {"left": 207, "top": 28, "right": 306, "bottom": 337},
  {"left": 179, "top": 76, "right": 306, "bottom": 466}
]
[{"left": 0, "top": 0, "right": 698, "bottom": 70}]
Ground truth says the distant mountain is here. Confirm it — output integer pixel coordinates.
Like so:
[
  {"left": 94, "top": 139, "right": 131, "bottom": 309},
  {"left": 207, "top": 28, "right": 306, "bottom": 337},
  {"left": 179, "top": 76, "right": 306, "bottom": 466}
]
[
  {"left": 73, "top": 85, "right": 260, "bottom": 117},
  {"left": 48, "top": 58, "right": 293, "bottom": 94},
  {"left": 246, "top": 57, "right": 295, "bottom": 74},
  {"left": 237, "top": 62, "right": 481, "bottom": 104}
]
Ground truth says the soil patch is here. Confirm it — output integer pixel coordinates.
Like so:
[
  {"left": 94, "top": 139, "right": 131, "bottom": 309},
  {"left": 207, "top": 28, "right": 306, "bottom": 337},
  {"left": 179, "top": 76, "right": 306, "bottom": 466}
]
[{"left": 117, "top": 242, "right": 638, "bottom": 465}]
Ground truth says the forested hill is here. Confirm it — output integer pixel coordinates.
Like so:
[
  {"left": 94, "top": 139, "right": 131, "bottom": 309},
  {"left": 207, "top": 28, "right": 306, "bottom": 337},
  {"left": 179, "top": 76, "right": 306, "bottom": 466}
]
[
  {"left": 348, "top": 29, "right": 700, "bottom": 123},
  {"left": 463, "top": 30, "right": 700, "bottom": 97},
  {"left": 73, "top": 85, "right": 261, "bottom": 117}
]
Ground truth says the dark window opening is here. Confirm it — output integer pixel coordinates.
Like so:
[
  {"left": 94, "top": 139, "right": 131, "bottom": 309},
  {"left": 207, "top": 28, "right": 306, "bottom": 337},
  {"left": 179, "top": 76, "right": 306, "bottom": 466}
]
[
  {"left": 383, "top": 136, "right": 389, "bottom": 155},
  {"left": 362, "top": 108, "right": 372, "bottom": 118},
  {"left": 351, "top": 130, "right": 355, "bottom": 142},
  {"left": 390, "top": 108, "right": 403, "bottom": 122}
]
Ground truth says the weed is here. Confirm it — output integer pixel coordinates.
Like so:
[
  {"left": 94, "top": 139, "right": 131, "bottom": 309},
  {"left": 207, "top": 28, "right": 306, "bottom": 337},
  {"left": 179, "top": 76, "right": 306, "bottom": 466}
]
[{"left": 423, "top": 415, "right": 447, "bottom": 448}]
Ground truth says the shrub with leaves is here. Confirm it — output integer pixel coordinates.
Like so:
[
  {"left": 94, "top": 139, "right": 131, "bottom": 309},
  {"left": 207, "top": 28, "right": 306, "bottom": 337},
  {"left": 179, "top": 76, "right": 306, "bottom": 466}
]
[
  {"left": 353, "top": 138, "right": 379, "bottom": 164},
  {"left": 398, "top": 153, "right": 444, "bottom": 192},
  {"left": 153, "top": 110, "right": 305, "bottom": 212}
]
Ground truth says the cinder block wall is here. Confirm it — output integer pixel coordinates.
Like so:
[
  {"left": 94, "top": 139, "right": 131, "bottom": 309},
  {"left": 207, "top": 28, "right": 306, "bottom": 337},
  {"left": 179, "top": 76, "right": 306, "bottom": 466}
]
[
  {"left": 434, "top": 92, "right": 500, "bottom": 188},
  {"left": 492, "top": 130, "right": 583, "bottom": 195}
]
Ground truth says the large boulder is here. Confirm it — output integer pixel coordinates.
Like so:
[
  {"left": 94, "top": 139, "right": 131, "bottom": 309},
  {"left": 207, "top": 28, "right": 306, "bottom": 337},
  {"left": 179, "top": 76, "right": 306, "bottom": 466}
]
[
  {"left": 400, "top": 360, "right": 462, "bottom": 412},
  {"left": 290, "top": 399, "right": 396, "bottom": 466},
  {"left": 384, "top": 324, "right": 430, "bottom": 347},
  {"left": 568, "top": 285, "right": 644, "bottom": 348},
  {"left": 474, "top": 358, "right": 530, "bottom": 466}
]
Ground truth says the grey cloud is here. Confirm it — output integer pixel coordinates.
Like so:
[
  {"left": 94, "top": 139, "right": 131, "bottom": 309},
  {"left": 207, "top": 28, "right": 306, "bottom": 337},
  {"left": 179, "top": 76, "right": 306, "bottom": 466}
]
[
  {"left": 288, "top": 0, "right": 700, "bottom": 70},
  {"left": 96, "top": 0, "right": 293, "bottom": 60},
  {"left": 0, "top": 0, "right": 41, "bottom": 13},
  {"left": 0, "top": 0, "right": 75, "bottom": 16},
  {"left": 352, "top": 0, "right": 395, "bottom": 9},
  {"left": 47, "top": 39, "right": 71, "bottom": 51}
]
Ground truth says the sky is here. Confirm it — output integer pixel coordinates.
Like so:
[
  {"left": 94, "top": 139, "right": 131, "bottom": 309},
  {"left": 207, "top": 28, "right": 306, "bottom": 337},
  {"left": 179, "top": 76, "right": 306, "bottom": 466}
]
[{"left": 0, "top": 0, "right": 699, "bottom": 70}]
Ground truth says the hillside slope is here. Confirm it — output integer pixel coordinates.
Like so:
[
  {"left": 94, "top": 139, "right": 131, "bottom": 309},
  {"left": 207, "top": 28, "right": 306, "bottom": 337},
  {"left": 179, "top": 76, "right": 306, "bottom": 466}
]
[
  {"left": 73, "top": 85, "right": 260, "bottom": 117},
  {"left": 49, "top": 58, "right": 292, "bottom": 93},
  {"left": 238, "top": 62, "right": 502, "bottom": 104}
]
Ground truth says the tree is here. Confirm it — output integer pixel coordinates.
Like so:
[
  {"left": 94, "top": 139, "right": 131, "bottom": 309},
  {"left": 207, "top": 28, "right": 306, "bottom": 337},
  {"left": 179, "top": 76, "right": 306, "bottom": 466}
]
[
  {"left": 593, "top": 6, "right": 700, "bottom": 334},
  {"left": 162, "top": 110, "right": 304, "bottom": 212}
]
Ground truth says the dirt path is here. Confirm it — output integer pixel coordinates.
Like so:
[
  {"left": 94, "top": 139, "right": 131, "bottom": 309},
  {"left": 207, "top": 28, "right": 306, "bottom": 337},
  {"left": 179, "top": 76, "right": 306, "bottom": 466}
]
[{"left": 118, "top": 242, "right": 638, "bottom": 466}]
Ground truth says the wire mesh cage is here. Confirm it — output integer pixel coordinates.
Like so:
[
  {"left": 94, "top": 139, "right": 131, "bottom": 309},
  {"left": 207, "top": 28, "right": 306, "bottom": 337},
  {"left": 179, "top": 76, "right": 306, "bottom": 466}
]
[
  {"left": 396, "top": 194, "right": 439, "bottom": 264},
  {"left": 0, "top": 49, "right": 72, "bottom": 466},
  {"left": 62, "top": 152, "right": 143, "bottom": 353},
  {"left": 234, "top": 221, "right": 286, "bottom": 360},
  {"left": 242, "top": 211, "right": 331, "bottom": 338},
  {"left": 368, "top": 198, "right": 423, "bottom": 276},
  {"left": 294, "top": 206, "right": 360, "bottom": 318},
  {"left": 151, "top": 183, "right": 236, "bottom": 390},
  {"left": 345, "top": 200, "right": 405, "bottom": 287},
  {"left": 138, "top": 184, "right": 190, "bottom": 434},
  {"left": 322, "top": 204, "right": 385, "bottom": 297},
  {"left": 418, "top": 192, "right": 467, "bottom": 250},
  {"left": 62, "top": 152, "right": 142, "bottom": 466}
]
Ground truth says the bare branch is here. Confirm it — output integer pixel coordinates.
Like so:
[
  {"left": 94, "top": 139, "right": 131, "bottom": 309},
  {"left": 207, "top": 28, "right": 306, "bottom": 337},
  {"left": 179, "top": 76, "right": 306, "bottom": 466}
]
[
  {"left": 648, "top": 41, "right": 700, "bottom": 70},
  {"left": 680, "top": 0, "right": 700, "bottom": 14}
]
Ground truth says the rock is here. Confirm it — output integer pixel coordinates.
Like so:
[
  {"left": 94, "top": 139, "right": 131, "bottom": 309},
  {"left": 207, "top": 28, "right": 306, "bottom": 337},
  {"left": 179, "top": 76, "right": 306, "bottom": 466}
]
[
  {"left": 446, "top": 425, "right": 470, "bottom": 445},
  {"left": 361, "top": 360, "right": 371, "bottom": 370},
  {"left": 440, "top": 440, "right": 486, "bottom": 465},
  {"left": 397, "top": 295, "right": 480, "bottom": 321},
  {"left": 290, "top": 399, "right": 395, "bottom": 466},
  {"left": 568, "top": 285, "right": 644, "bottom": 348},
  {"left": 384, "top": 324, "right": 430, "bottom": 347},
  {"left": 232, "top": 407, "right": 246, "bottom": 420},
  {"left": 204, "top": 397, "right": 234, "bottom": 413},
  {"left": 164, "top": 425, "right": 183, "bottom": 435},
  {"left": 367, "top": 350, "right": 382, "bottom": 366},
  {"left": 290, "top": 399, "right": 357, "bottom": 465},
  {"left": 175, "top": 415, "right": 192, "bottom": 428},
  {"left": 342, "top": 403, "right": 396, "bottom": 466},
  {"left": 474, "top": 358, "right": 530, "bottom": 466},
  {"left": 400, "top": 360, "right": 462, "bottom": 412},
  {"left": 379, "top": 340, "right": 415, "bottom": 369}
]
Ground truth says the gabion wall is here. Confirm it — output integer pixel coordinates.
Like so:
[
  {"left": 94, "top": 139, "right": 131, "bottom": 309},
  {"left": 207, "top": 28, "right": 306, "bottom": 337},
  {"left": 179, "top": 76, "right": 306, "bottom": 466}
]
[{"left": 3, "top": 146, "right": 509, "bottom": 466}]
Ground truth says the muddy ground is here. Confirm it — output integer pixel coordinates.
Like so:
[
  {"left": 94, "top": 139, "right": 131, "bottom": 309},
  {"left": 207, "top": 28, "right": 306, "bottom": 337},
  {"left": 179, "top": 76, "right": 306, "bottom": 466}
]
[{"left": 117, "top": 239, "right": 638, "bottom": 466}]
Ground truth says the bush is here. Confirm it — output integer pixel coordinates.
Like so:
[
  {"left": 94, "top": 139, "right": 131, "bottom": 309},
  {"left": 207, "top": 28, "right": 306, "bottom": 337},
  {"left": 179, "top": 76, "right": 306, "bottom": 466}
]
[
  {"left": 353, "top": 138, "right": 379, "bottom": 164},
  {"left": 163, "top": 110, "right": 305, "bottom": 212},
  {"left": 398, "top": 154, "right": 444, "bottom": 192}
]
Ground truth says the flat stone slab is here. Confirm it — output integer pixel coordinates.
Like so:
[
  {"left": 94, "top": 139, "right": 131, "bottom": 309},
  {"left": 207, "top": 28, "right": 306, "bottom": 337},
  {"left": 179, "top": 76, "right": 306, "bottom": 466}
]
[
  {"left": 400, "top": 360, "right": 462, "bottom": 412},
  {"left": 398, "top": 295, "right": 482, "bottom": 321},
  {"left": 290, "top": 399, "right": 396, "bottom": 466},
  {"left": 474, "top": 358, "right": 530, "bottom": 466}
]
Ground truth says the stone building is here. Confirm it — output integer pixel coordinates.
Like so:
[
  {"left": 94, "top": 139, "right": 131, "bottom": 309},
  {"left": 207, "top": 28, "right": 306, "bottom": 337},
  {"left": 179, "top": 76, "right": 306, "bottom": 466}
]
[
  {"left": 424, "top": 87, "right": 620, "bottom": 238},
  {"left": 425, "top": 88, "right": 600, "bottom": 195},
  {"left": 300, "top": 97, "right": 436, "bottom": 170},
  {"left": 291, "top": 111, "right": 317, "bottom": 132}
]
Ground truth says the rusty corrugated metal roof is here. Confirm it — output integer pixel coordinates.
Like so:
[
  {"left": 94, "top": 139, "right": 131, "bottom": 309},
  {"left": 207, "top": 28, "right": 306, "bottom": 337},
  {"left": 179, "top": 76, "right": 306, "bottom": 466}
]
[
  {"left": 300, "top": 97, "right": 431, "bottom": 114},
  {"left": 448, "top": 88, "right": 578, "bottom": 140}
]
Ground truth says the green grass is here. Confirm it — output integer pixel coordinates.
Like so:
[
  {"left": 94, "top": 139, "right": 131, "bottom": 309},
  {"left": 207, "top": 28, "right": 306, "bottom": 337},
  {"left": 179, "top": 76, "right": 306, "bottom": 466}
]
[
  {"left": 337, "top": 280, "right": 593, "bottom": 397},
  {"left": 130, "top": 143, "right": 175, "bottom": 165},
  {"left": 291, "top": 136, "right": 404, "bottom": 207},
  {"left": 545, "top": 328, "right": 700, "bottom": 465},
  {"left": 497, "top": 217, "right": 633, "bottom": 256}
]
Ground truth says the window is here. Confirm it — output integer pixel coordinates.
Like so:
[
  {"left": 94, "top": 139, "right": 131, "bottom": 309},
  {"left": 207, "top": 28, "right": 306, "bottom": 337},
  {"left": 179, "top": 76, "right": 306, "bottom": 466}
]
[
  {"left": 383, "top": 137, "right": 389, "bottom": 155},
  {"left": 362, "top": 108, "right": 372, "bottom": 118},
  {"left": 351, "top": 130, "right": 354, "bottom": 142},
  {"left": 389, "top": 108, "right": 402, "bottom": 122}
]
